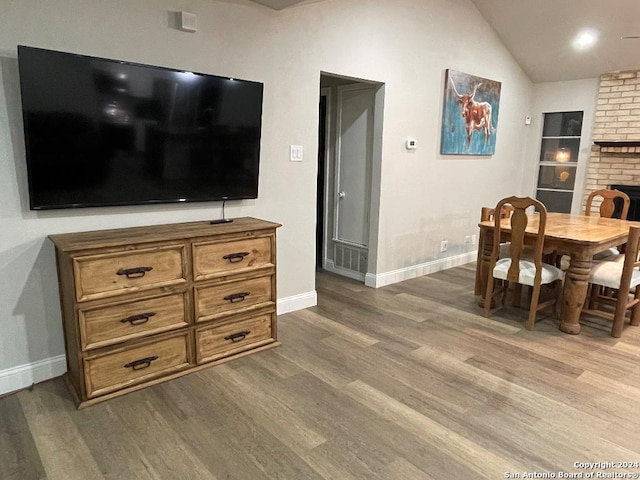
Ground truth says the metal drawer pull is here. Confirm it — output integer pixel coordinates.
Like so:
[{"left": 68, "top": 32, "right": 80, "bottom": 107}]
[
  {"left": 123, "top": 355, "right": 158, "bottom": 370},
  {"left": 224, "top": 331, "right": 251, "bottom": 342},
  {"left": 223, "top": 292, "right": 250, "bottom": 303},
  {"left": 222, "top": 252, "right": 250, "bottom": 263},
  {"left": 117, "top": 266, "right": 153, "bottom": 278},
  {"left": 120, "top": 312, "right": 156, "bottom": 325}
]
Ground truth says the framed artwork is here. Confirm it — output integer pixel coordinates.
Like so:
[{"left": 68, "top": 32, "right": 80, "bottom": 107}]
[{"left": 440, "top": 69, "right": 501, "bottom": 155}]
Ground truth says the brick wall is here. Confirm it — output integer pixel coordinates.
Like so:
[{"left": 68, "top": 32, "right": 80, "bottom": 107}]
[{"left": 586, "top": 70, "right": 640, "bottom": 209}]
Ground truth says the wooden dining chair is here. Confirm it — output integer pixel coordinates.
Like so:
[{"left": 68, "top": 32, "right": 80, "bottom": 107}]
[
  {"left": 586, "top": 188, "right": 631, "bottom": 260},
  {"left": 585, "top": 188, "right": 630, "bottom": 220},
  {"left": 483, "top": 196, "right": 564, "bottom": 330},
  {"left": 581, "top": 225, "right": 640, "bottom": 338},
  {"left": 474, "top": 205, "right": 514, "bottom": 296}
]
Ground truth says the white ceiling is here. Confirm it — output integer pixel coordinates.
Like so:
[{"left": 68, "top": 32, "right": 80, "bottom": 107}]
[
  {"left": 469, "top": 0, "right": 640, "bottom": 83},
  {"left": 248, "top": 0, "right": 640, "bottom": 83}
]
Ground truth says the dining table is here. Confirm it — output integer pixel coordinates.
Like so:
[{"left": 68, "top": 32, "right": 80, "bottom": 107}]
[{"left": 477, "top": 212, "right": 640, "bottom": 334}]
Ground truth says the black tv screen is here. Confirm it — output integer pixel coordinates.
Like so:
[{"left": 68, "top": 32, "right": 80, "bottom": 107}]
[{"left": 17, "top": 46, "right": 263, "bottom": 210}]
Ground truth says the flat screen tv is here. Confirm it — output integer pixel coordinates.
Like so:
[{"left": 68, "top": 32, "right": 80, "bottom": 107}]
[{"left": 17, "top": 45, "right": 263, "bottom": 210}]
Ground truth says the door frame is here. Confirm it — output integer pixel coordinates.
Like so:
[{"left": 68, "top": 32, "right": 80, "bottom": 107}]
[{"left": 317, "top": 86, "right": 332, "bottom": 270}]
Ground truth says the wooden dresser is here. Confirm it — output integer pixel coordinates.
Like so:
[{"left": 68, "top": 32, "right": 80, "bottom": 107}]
[{"left": 49, "top": 217, "right": 281, "bottom": 408}]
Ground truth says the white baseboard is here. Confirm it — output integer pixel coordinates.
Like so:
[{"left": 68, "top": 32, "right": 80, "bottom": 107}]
[
  {"left": 0, "top": 355, "right": 67, "bottom": 397},
  {"left": 365, "top": 251, "right": 477, "bottom": 288},
  {"left": 277, "top": 290, "right": 317, "bottom": 314}
]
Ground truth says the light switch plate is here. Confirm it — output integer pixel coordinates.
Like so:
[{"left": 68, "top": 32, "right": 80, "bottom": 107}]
[{"left": 290, "top": 145, "right": 303, "bottom": 162}]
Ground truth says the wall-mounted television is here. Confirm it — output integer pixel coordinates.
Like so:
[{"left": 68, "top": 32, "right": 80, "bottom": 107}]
[{"left": 18, "top": 45, "right": 263, "bottom": 210}]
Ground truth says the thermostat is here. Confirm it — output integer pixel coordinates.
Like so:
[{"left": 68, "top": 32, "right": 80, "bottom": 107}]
[
  {"left": 405, "top": 139, "right": 417, "bottom": 150},
  {"left": 178, "top": 11, "right": 197, "bottom": 33}
]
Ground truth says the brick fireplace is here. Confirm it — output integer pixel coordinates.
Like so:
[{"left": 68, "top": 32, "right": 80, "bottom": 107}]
[{"left": 586, "top": 70, "right": 640, "bottom": 218}]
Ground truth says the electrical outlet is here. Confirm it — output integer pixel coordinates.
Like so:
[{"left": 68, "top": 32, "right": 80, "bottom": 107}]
[
  {"left": 440, "top": 240, "right": 448, "bottom": 253},
  {"left": 464, "top": 235, "right": 472, "bottom": 244},
  {"left": 471, "top": 234, "right": 477, "bottom": 246}
]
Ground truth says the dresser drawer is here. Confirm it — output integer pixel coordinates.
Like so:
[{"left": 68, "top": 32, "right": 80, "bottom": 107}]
[
  {"left": 74, "top": 245, "right": 187, "bottom": 301},
  {"left": 84, "top": 334, "right": 190, "bottom": 398},
  {"left": 196, "top": 313, "right": 274, "bottom": 364},
  {"left": 195, "top": 275, "right": 273, "bottom": 322},
  {"left": 193, "top": 236, "right": 273, "bottom": 280},
  {"left": 79, "top": 293, "right": 189, "bottom": 351}
]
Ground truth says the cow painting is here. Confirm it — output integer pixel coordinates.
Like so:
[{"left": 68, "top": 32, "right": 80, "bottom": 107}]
[
  {"left": 441, "top": 70, "right": 501, "bottom": 155},
  {"left": 449, "top": 79, "right": 493, "bottom": 147}
]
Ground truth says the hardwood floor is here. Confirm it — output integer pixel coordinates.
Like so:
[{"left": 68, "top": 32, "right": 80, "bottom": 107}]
[{"left": 2, "top": 264, "right": 640, "bottom": 479}]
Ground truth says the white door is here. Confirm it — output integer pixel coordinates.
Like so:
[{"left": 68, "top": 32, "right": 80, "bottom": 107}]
[{"left": 330, "top": 84, "right": 375, "bottom": 278}]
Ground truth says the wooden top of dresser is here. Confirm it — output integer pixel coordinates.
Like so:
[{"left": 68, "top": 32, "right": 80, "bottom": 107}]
[{"left": 49, "top": 217, "right": 282, "bottom": 252}]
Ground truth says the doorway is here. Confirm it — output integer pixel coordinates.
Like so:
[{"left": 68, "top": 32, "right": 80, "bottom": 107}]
[{"left": 316, "top": 73, "right": 384, "bottom": 283}]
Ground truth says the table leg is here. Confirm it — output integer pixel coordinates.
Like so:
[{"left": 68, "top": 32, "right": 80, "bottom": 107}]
[
  {"left": 478, "top": 229, "right": 493, "bottom": 307},
  {"left": 559, "top": 253, "right": 591, "bottom": 334},
  {"left": 474, "top": 229, "right": 484, "bottom": 296}
]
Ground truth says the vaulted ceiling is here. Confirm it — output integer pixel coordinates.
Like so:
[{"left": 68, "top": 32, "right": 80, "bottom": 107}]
[
  {"left": 469, "top": 0, "right": 640, "bottom": 83},
  {"left": 245, "top": 0, "right": 640, "bottom": 83}
]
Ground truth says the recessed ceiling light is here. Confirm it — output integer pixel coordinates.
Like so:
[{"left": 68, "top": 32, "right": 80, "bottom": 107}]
[{"left": 574, "top": 31, "right": 598, "bottom": 50}]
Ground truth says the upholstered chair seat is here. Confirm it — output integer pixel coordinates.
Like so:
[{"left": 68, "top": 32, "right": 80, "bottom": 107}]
[
  {"left": 493, "top": 258, "right": 564, "bottom": 286},
  {"left": 588, "top": 260, "right": 640, "bottom": 290}
]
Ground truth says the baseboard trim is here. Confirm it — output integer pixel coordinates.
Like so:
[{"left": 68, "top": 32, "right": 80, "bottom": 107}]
[
  {"left": 0, "top": 355, "right": 67, "bottom": 397},
  {"left": 277, "top": 290, "right": 317, "bottom": 314},
  {"left": 365, "top": 251, "right": 477, "bottom": 288}
]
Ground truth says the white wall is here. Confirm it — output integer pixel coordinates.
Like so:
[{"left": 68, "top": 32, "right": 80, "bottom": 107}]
[
  {"left": 525, "top": 78, "right": 600, "bottom": 213},
  {"left": 0, "top": 0, "right": 535, "bottom": 394}
]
